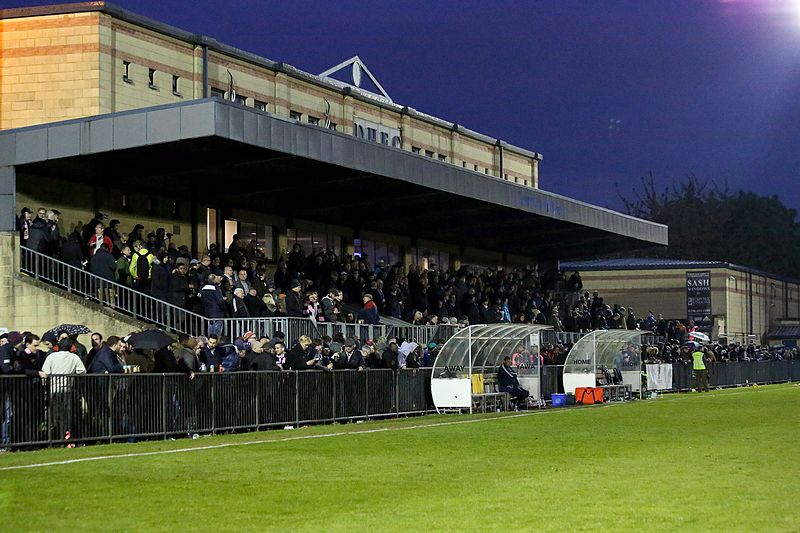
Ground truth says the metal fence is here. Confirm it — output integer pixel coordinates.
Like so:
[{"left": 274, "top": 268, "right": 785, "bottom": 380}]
[
  {"left": 664, "top": 360, "right": 800, "bottom": 392},
  {"left": 387, "top": 324, "right": 460, "bottom": 346},
  {"left": 315, "top": 323, "right": 388, "bottom": 342},
  {"left": 533, "top": 360, "right": 800, "bottom": 399},
  {"left": 0, "top": 368, "right": 433, "bottom": 448}
]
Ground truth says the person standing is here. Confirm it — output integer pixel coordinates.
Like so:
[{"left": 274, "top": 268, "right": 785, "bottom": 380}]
[
  {"left": 17, "top": 207, "right": 33, "bottom": 248},
  {"left": 88, "top": 336, "right": 126, "bottom": 374},
  {"left": 129, "top": 240, "right": 154, "bottom": 294},
  {"left": 41, "top": 338, "right": 86, "bottom": 441},
  {"left": 692, "top": 344, "right": 710, "bottom": 392},
  {"left": 89, "top": 244, "right": 117, "bottom": 307}
]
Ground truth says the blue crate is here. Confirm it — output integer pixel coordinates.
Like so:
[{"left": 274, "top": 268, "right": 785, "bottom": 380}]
[{"left": 551, "top": 393, "right": 566, "bottom": 407}]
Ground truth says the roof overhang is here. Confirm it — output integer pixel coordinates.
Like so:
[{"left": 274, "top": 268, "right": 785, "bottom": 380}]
[{"left": 0, "top": 99, "right": 667, "bottom": 259}]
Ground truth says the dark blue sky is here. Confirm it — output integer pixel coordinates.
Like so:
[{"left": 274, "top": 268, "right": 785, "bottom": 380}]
[{"left": 5, "top": 0, "right": 800, "bottom": 212}]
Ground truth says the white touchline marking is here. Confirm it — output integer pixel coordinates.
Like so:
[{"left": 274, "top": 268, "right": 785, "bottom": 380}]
[
  {"left": 0, "top": 385, "right": 790, "bottom": 472},
  {"left": 0, "top": 408, "right": 581, "bottom": 471}
]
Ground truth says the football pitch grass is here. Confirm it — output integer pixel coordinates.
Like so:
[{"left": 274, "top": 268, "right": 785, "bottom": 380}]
[{"left": 1, "top": 384, "right": 798, "bottom": 532}]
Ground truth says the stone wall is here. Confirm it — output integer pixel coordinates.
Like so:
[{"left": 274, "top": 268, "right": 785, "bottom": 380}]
[{"left": 0, "top": 231, "right": 147, "bottom": 339}]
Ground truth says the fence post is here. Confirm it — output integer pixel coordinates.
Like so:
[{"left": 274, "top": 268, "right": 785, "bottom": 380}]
[
  {"left": 395, "top": 370, "right": 400, "bottom": 417},
  {"left": 295, "top": 371, "right": 300, "bottom": 427},
  {"left": 332, "top": 371, "right": 337, "bottom": 421},
  {"left": 162, "top": 374, "right": 168, "bottom": 439},
  {"left": 255, "top": 372, "right": 260, "bottom": 429},
  {"left": 46, "top": 379, "right": 53, "bottom": 448},
  {"left": 365, "top": 369, "right": 370, "bottom": 419},
  {"left": 211, "top": 372, "right": 216, "bottom": 434},
  {"left": 107, "top": 375, "right": 113, "bottom": 443}
]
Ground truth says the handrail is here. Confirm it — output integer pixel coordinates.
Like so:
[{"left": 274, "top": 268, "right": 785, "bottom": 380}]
[{"left": 20, "top": 246, "right": 209, "bottom": 337}]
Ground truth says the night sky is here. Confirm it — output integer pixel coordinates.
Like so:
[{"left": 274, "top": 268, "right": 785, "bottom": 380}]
[{"left": 4, "top": 0, "right": 800, "bottom": 213}]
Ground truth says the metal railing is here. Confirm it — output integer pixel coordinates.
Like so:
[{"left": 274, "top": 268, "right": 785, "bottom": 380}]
[
  {"left": 0, "top": 368, "right": 434, "bottom": 448},
  {"left": 653, "top": 360, "right": 800, "bottom": 392},
  {"left": 314, "top": 323, "right": 388, "bottom": 342},
  {"left": 20, "top": 246, "right": 209, "bottom": 337},
  {"left": 386, "top": 324, "right": 460, "bottom": 346}
]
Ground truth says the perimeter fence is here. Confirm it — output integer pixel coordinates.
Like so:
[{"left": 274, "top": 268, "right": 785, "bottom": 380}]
[{"left": 0, "top": 368, "right": 432, "bottom": 448}]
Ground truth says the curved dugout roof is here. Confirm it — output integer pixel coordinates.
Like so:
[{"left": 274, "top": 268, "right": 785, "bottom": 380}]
[
  {"left": 432, "top": 324, "right": 552, "bottom": 377},
  {"left": 0, "top": 99, "right": 667, "bottom": 259},
  {"left": 563, "top": 330, "right": 643, "bottom": 393}
]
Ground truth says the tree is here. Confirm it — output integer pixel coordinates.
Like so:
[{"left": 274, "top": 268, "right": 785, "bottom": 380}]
[{"left": 618, "top": 174, "right": 800, "bottom": 278}]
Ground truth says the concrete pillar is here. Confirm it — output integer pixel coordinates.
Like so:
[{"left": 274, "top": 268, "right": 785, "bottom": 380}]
[{"left": 0, "top": 166, "right": 16, "bottom": 232}]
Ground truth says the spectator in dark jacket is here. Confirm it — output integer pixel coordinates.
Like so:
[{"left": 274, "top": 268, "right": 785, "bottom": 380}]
[
  {"left": 26, "top": 210, "right": 50, "bottom": 253},
  {"left": 90, "top": 246, "right": 118, "bottom": 307},
  {"left": 244, "top": 288, "right": 269, "bottom": 317},
  {"left": 285, "top": 279, "right": 304, "bottom": 317},
  {"left": 88, "top": 336, "right": 125, "bottom": 374},
  {"left": 230, "top": 288, "right": 250, "bottom": 318},
  {"left": 169, "top": 262, "right": 189, "bottom": 309},
  {"left": 381, "top": 338, "right": 399, "bottom": 370},
  {"left": 334, "top": 338, "right": 366, "bottom": 370},
  {"left": 150, "top": 255, "right": 172, "bottom": 301},
  {"left": 60, "top": 232, "right": 85, "bottom": 269},
  {"left": 285, "top": 336, "right": 316, "bottom": 370},
  {"left": 200, "top": 275, "right": 227, "bottom": 337}
]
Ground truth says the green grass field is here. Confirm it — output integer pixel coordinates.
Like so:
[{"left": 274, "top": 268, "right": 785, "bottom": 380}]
[{"left": 1, "top": 384, "right": 798, "bottom": 532}]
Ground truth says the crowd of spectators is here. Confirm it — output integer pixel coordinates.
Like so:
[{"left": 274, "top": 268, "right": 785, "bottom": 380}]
[
  {"left": 0, "top": 325, "right": 438, "bottom": 380},
  {"left": 18, "top": 207, "right": 676, "bottom": 335},
  {"left": 643, "top": 339, "right": 798, "bottom": 365}
]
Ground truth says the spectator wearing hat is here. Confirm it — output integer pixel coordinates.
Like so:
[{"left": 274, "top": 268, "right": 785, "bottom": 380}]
[
  {"left": 424, "top": 341, "right": 440, "bottom": 366},
  {"left": 358, "top": 294, "right": 380, "bottom": 325},
  {"left": 334, "top": 338, "right": 366, "bottom": 370},
  {"left": 285, "top": 279, "right": 304, "bottom": 317}
]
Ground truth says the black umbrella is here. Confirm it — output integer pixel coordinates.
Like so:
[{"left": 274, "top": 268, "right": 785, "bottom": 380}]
[
  {"left": 127, "top": 329, "right": 175, "bottom": 350},
  {"left": 45, "top": 324, "right": 91, "bottom": 337}
]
